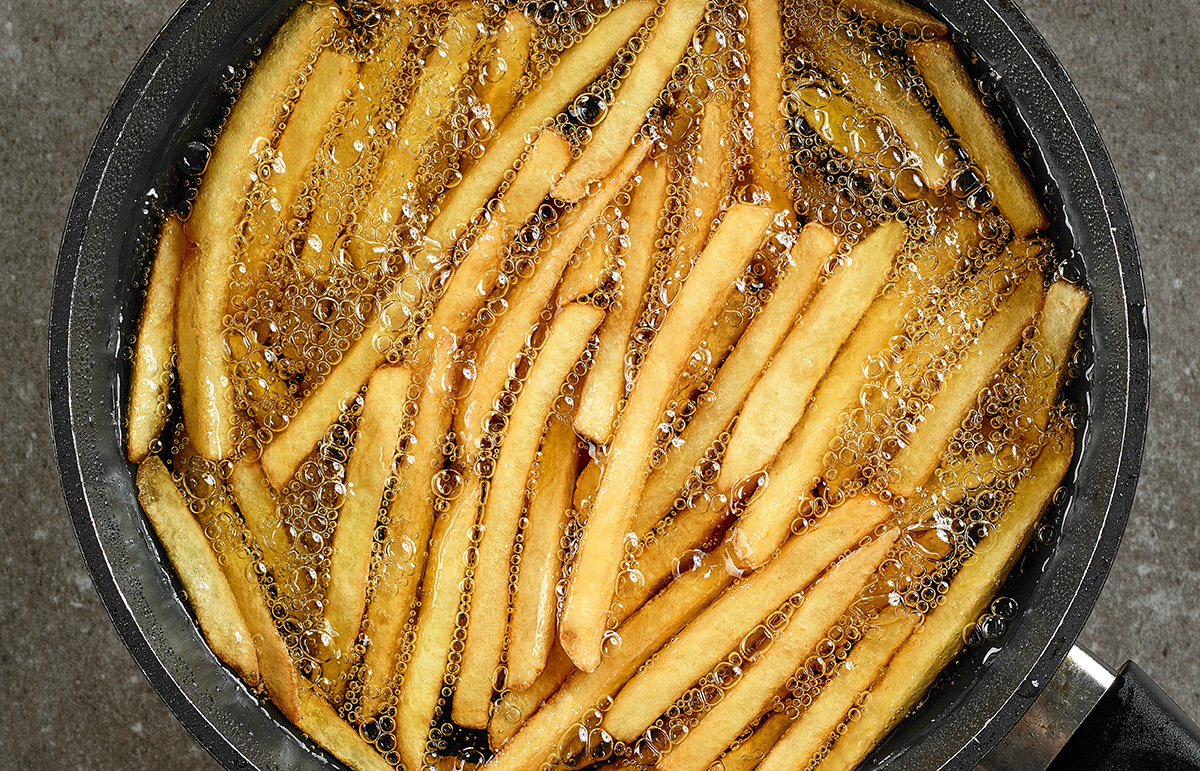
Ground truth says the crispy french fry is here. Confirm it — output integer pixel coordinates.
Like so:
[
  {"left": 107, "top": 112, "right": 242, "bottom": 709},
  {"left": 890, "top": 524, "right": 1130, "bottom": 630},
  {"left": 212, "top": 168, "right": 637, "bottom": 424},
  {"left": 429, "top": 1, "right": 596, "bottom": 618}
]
[
  {"left": 507, "top": 420, "right": 581, "bottom": 690},
  {"left": 667, "top": 96, "right": 735, "bottom": 283},
  {"left": 633, "top": 223, "right": 836, "bottom": 531},
  {"left": 799, "top": 87, "right": 896, "bottom": 165},
  {"left": 574, "top": 157, "right": 669, "bottom": 443},
  {"left": 427, "top": 214, "right": 511, "bottom": 339},
  {"left": 128, "top": 216, "right": 186, "bottom": 463},
  {"left": 756, "top": 608, "right": 916, "bottom": 771},
  {"left": 557, "top": 206, "right": 623, "bottom": 304},
  {"left": 840, "top": 0, "right": 948, "bottom": 36},
  {"left": 814, "top": 429, "right": 1074, "bottom": 771},
  {"left": 490, "top": 640, "right": 577, "bottom": 748},
  {"left": 228, "top": 458, "right": 288, "bottom": 575},
  {"left": 560, "top": 202, "right": 776, "bottom": 672},
  {"left": 718, "top": 710, "right": 793, "bottom": 771},
  {"left": 136, "top": 456, "right": 259, "bottom": 686},
  {"left": 891, "top": 272, "right": 1043, "bottom": 497},
  {"left": 658, "top": 532, "right": 898, "bottom": 771},
  {"left": 1022, "top": 281, "right": 1089, "bottom": 442},
  {"left": 296, "top": 688, "right": 393, "bottom": 771},
  {"left": 553, "top": 0, "right": 709, "bottom": 202},
  {"left": 177, "top": 2, "right": 336, "bottom": 460},
  {"left": 604, "top": 496, "right": 894, "bottom": 742},
  {"left": 476, "top": 11, "right": 535, "bottom": 130},
  {"left": 718, "top": 220, "right": 905, "bottom": 492},
  {"left": 746, "top": 0, "right": 791, "bottom": 203},
  {"left": 396, "top": 476, "right": 484, "bottom": 771},
  {"left": 910, "top": 39, "right": 1048, "bottom": 237},
  {"left": 455, "top": 303, "right": 606, "bottom": 727}
]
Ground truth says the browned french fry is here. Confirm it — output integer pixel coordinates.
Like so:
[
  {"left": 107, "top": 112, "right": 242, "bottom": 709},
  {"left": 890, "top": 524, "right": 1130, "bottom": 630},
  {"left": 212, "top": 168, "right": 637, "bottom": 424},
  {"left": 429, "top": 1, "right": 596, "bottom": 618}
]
[
  {"left": 604, "top": 496, "right": 894, "bottom": 742},
  {"left": 296, "top": 688, "right": 393, "bottom": 771},
  {"left": 910, "top": 38, "right": 1048, "bottom": 237},
  {"left": 756, "top": 608, "right": 916, "bottom": 771},
  {"left": 573, "top": 158, "right": 669, "bottom": 443},
  {"left": 746, "top": 0, "right": 791, "bottom": 203},
  {"left": 475, "top": 11, "right": 535, "bottom": 132},
  {"left": 718, "top": 710, "right": 793, "bottom": 771},
  {"left": 560, "top": 202, "right": 776, "bottom": 672},
  {"left": 814, "top": 429, "right": 1074, "bottom": 771},
  {"left": 657, "top": 532, "right": 898, "bottom": 771},
  {"left": 553, "top": 0, "right": 709, "bottom": 202},
  {"left": 455, "top": 303, "right": 606, "bottom": 727},
  {"left": 136, "top": 456, "right": 259, "bottom": 687},
  {"left": 177, "top": 2, "right": 336, "bottom": 460},
  {"left": 841, "top": 0, "right": 948, "bottom": 36},
  {"left": 507, "top": 420, "right": 581, "bottom": 690},
  {"left": 666, "top": 96, "right": 735, "bottom": 283},
  {"left": 490, "top": 641, "right": 577, "bottom": 749},
  {"left": 556, "top": 206, "right": 624, "bottom": 304},
  {"left": 718, "top": 220, "right": 905, "bottom": 491},
  {"left": 128, "top": 216, "right": 186, "bottom": 463}
]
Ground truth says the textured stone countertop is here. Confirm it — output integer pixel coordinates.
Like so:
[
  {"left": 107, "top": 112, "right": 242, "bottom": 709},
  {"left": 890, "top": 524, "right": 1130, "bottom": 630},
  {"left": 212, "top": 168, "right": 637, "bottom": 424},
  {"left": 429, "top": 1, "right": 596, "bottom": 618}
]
[{"left": 1, "top": 0, "right": 1196, "bottom": 768}]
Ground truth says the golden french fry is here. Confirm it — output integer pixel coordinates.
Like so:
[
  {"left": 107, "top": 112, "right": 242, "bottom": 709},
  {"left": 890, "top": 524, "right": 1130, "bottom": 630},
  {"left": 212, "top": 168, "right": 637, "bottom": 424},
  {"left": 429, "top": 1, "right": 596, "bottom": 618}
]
[
  {"left": 296, "top": 688, "right": 393, "bottom": 771},
  {"left": 1021, "top": 280, "right": 1089, "bottom": 443},
  {"left": 718, "top": 220, "right": 906, "bottom": 492},
  {"left": 666, "top": 95, "right": 735, "bottom": 283},
  {"left": 455, "top": 303, "right": 606, "bottom": 727},
  {"left": 657, "top": 532, "right": 898, "bottom": 771},
  {"left": 557, "top": 206, "right": 624, "bottom": 304},
  {"left": 756, "top": 608, "right": 916, "bottom": 771},
  {"left": 136, "top": 456, "right": 259, "bottom": 686},
  {"left": 798, "top": 87, "right": 899, "bottom": 166},
  {"left": 814, "top": 429, "right": 1074, "bottom": 771},
  {"left": 128, "top": 216, "right": 186, "bottom": 463},
  {"left": 840, "top": 0, "right": 948, "bottom": 36},
  {"left": 746, "top": 0, "right": 791, "bottom": 203},
  {"left": 717, "top": 710, "right": 793, "bottom": 771},
  {"left": 553, "top": 0, "right": 709, "bottom": 202},
  {"left": 475, "top": 11, "right": 535, "bottom": 133},
  {"left": 228, "top": 458, "right": 287, "bottom": 575},
  {"left": 427, "top": 214, "right": 511, "bottom": 339},
  {"left": 177, "top": 2, "right": 336, "bottom": 460},
  {"left": 604, "top": 496, "right": 894, "bottom": 742},
  {"left": 489, "top": 640, "right": 577, "bottom": 749},
  {"left": 507, "top": 420, "right": 581, "bottom": 691},
  {"left": 560, "top": 202, "right": 776, "bottom": 673},
  {"left": 910, "top": 39, "right": 1048, "bottom": 237}
]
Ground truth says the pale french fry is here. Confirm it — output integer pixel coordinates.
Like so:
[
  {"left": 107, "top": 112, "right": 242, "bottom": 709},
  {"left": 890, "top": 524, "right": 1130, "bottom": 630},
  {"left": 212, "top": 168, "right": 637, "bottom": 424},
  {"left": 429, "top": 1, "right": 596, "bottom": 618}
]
[
  {"left": 484, "top": 546, "right": 738, "bottom": 771},
  {"left": 396, "top": 476, "right": 484, "bottom": 771},
  {"left": 128, "top": 215, "right": 186, "bottom": 463},
  {"left": 604, "top": 496, "right": 894, "bottom": 742},
  {"left": 657, "top": 532, "right": 898, "bottom": 771},
  {"left": 489, "top": 641, "right": 576, "bottom": 749},
  {"left": 507, "top": 420, "right": 581, "bottom": 690},
  {"left": 756, "top": 608, "right": 916, "bottom": 771},
  {"left": 910, "top": 39, "right": 1048, "bottom": 237},
  {"left": 557, "top": 206, "right": 623, "bottom": 304},
  {"left": 560, "top": 202, "right": 776, "bottom": 673},
  {"left": 841, "top": 0, "right": 948, "bottom": 36},
  {"left": 136, "top": 456, "right": 259, "bottom": 687},
  {"left": 574, "top": 157, "right": 669, "bottom": 444},
  {"left": 718, "top": 711, "right": 793, "bottom": 771},
  {"left": 553, "top": 0, "right": 709, "bottom": 202},
  {"left": 746, "top": 0, "right": 791, "bottom": 203},
  {"left": 814, "top": 429, "right": 1074, "bottom": 771},
  {"left": 891, "top": 272, "right": 1043, "bottom": 497},
  {"left": 177, "top": 2, "right": 336, "bottom": 460},
  {"left": 666, "top": 96, "right": 735, "bottom": 283},
  {"left": 296, "top": 688, "right": 393, "bottom": 771},
  {"left": 455, "top": 303, "right": 606, "bottom": 727},
  {"left": 633, "top": 223, "right": 836, "bottom": 531},
  {"left": 475, "top": 11, "right": 535, "bottom": 131},
  {"left": 457, "top": 141, "right": 650, "bottom": 451},
  {"left": 718, "top": 220, "right": 906, "bottom": 492}
]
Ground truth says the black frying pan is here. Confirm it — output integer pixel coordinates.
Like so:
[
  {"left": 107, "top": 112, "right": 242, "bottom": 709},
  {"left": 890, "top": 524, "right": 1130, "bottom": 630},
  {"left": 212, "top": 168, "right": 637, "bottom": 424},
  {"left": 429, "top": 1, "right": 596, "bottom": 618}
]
[{"left": 47, "top": 0, "right": 1171, "bottom": 768}]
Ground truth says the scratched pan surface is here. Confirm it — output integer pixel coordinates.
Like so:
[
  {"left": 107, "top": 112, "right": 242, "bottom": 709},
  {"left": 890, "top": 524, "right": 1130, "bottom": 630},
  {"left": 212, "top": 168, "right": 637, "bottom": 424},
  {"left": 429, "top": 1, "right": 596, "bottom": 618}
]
[{"left": 48, "top": 0, "right": 1148, "bottom": 768}]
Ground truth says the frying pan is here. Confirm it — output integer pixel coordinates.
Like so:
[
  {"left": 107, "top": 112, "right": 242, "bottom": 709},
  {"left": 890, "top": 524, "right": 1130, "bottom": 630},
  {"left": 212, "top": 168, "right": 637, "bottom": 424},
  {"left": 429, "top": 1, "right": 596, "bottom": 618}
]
[{"left": 47, "top": 0, "right": 1180, "bottom": 768}]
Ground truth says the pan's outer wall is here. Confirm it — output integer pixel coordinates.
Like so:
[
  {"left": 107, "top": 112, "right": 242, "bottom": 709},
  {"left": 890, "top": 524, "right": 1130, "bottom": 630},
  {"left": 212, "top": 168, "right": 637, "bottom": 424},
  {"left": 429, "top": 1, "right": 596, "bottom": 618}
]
[{"left": 49, "top": 2, "right": 1147, "bottom": 771}]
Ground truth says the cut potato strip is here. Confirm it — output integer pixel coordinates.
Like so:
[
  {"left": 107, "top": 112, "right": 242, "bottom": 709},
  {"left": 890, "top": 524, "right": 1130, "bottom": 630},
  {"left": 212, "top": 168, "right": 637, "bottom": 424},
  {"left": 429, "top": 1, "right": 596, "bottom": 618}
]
[
  {"left": 553, "top": 0, "right": 709, "bottom": 202},
  {"left": 723, "top": 710, "right": 794, "bottom": 771},
  {"left": 718, "top": 220, "right": 905, "bottom": 491},
  {"left": 910, "top": 39, "right": 1048, "bottom": 237},
  {"left": 1022, "top": 281, "right": 1089, "bottom": 442},
  {"left": 561, "top": 202, "right": 776, "bottom": 673},
  {"left": 489, "top": 640, "right": 577, "bottom": 748},
  {"left": 427, "top": 214, "right": 511, "bottom": 339},
  {"left": 475, "top": 11, "right": 535, "bottom": 135},
  {"left": 667, "top": 96, "right": 735, "bottom": 283},
  {"left": 658, "top": 532, "right": 898, "bottom": 771},
  {"left": 841, "top": 0, "right": 948, "bottom": 36},
  {"left": 296, "top": 688, "right": 393, "bottom": 771},
  {"left": 136, "top": 456, "right": 258, "bottom": 686},
  {"left": 557, "top": 206, "right": 624, "bottom": 304},
  {"left": 177, "top": 1, "right": 336, "bottom": 460},
  {"left": 814, "top": 429, "right": 1073, "bottom": 771},
  {"left": 128, "top": 215, "right": 186, "bottom": 463},
  {"left": 746, "top": 0, "right": 791, "bottom": 203},
  {"left": 228, "top": 458, "right": 286, "bottom": 573},
  {"left": 455, "top": 304, "right": 605, "bottom": 727},
  {"left": 604, "top": 496, "right": 893, "bottom": 741}
]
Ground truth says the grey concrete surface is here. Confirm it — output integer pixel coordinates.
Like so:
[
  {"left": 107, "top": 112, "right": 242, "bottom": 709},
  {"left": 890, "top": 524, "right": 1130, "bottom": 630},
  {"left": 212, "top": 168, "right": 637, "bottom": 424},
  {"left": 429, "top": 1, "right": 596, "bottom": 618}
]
[{"left": 0, "top": 0, "right": 1196, "bottom": 768}]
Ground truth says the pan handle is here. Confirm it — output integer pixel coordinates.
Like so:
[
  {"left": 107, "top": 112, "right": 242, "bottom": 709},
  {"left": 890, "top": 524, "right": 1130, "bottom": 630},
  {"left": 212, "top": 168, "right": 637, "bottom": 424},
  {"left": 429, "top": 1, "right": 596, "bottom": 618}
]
[{"left": 978, "top": 645, "right": 1200, "bottom": 771}]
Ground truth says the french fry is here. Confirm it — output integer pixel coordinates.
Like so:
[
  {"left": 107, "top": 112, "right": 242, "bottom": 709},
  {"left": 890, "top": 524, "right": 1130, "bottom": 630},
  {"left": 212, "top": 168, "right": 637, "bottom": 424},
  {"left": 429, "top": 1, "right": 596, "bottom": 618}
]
[
  {"left": 228, "top": 458, "right": 288, "bottom": 575},
  {"left": 573, "top": 158, "right": 668, "bottom": 443},
  {"left": 560, "top": 202, "right": 776, "bottom": 672},
  {"left": 633, "top": 223, "right": 836, "bottom": 531},
  {"left": 746, "top": 0, "right": 791, "bottom": 203},
  {"left": 718, "top": 220, "right": 906, "bottom": 492},
  {"left": 717, "top": 710, "right": 793, "bottom": 771},
  {"left": 396, "top": 476, "right": 484, "bottom": 771},
  {"left": 177, "top": 1, "right": 336, "bottom": 460},
  {"left": 799, "top": 87, "right": 895, "bottom": 165},
  {"left": 666, "top": 95, "right": 735, "bottom": 283},
  {"left": 296, "top": 688, "right": 393, "bottom": 771},
  {"left": 427, "top": 214, "right": 511, "bottom": 339},
  {"left": 507, "top": 420, "right": 581, "bottom": 690},
  {"left": 604, "top": 496, "right": 894, "bottom": 742},
  {"left": 490, "top": 641, "right": 576, "bottom": 748},
  {"left": 891, "top": 272, "right": 1043, "bottom": 497},
  {"left": 455, "top": 303, "right": 606, "bottom": 727},
  {"left": 910, "top": 39, "right": 1048, "bottom": 238},
  {"left": 136, "top": 456, "right": 259, "bottom": 687},
  {"left": 553, "top": 0, "right": 710, "bottom": 202},
  {"left": 657, "top": 532, "right": 899, "bottom": 771},
  {"left": 813, "top": 429, "right": 1074, "bottom": 771},
  {"left": 1021, "top": 280, "right": 1089, "bottom": 442},
  {"left": 475, "top": 12, "right": 534, "bottom": 130},
  {"left": 128, "top": 216, "right": 186, "bottom": 463},
  {"left": 841, "top": 0, "right": 948, "bottom": 36},
  {"left": 756, "top": 608, "right": 917, "bottom": 771},
  {"left": 556, "top": 205, "right": 624, "bottom": 304}
]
